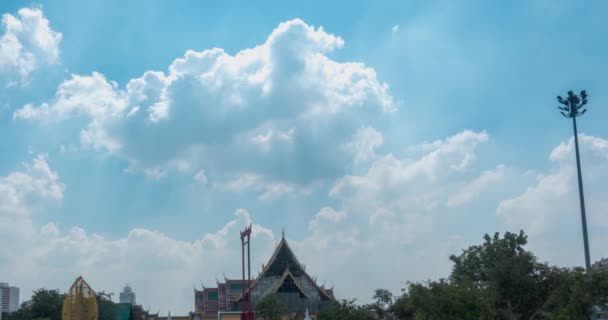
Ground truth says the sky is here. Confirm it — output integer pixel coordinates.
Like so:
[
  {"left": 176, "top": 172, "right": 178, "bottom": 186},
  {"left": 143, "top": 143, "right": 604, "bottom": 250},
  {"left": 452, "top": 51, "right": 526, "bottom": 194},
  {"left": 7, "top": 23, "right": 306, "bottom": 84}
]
[{"left": 1, "top": 0, "right": 608, "bottom": 315}]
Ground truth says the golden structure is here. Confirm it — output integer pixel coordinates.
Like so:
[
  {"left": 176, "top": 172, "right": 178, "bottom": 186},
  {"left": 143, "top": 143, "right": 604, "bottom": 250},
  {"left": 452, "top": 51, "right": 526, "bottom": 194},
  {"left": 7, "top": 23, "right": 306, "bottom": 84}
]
[{"left": 62, "top": 276, "right": 99, "bottom": 320}]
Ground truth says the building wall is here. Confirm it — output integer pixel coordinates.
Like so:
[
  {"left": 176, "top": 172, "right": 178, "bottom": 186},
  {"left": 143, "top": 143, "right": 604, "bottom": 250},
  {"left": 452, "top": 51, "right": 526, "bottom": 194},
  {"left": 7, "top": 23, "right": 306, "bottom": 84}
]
[
  {"left": 119, "top": 292, "right": 136, "bottom": 304},
  {"left": 217, "top": 313, "right": 241, "bottom": 320},
  {"left": 9, "top": 287, "right": 19, "bottom": 312},
  {"left": 248, "top": 274, "right": 329, "bottom": 314},
  {"left": 119, "top": 286, "right": 136, "bottom": 305},
  {"left": 0, "top": 283, "right": 20, "bottom": 313}
]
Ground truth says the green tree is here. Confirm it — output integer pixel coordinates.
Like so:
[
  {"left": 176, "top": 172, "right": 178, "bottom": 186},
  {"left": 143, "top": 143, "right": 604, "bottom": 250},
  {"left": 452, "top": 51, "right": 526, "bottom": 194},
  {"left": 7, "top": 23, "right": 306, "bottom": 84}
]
[
  {"left": 391, "top": 231, "right": 608, "bottom": 319},
  {"left": 449, "top": 231, "right": 542, "bottom": 319},
  {"left": 5, "top": 289, "right": 64, "bottom": 320},
  {"left": 316, "top": 299, "right": 374, "bottom": 320},
  {"left": 3, "top": 302, "right": 33, "bottom": 320},
  {"left": 254, "top": 294, "right": 287, "bottom": 320},
  {"left": 29, "top": 289, "right": 64, "bottom": 320},
  {"left": 391, "top": 280, "right": 487, "bottom": 320},
  {"left": 542, "top": 267, "right": 608, "bottom": 319},
  {"left": 371, "top": 289, "right": 394, "bottom": 319},
  {"left": 96, "top": 291, "right": 116, "bottom": 320}
]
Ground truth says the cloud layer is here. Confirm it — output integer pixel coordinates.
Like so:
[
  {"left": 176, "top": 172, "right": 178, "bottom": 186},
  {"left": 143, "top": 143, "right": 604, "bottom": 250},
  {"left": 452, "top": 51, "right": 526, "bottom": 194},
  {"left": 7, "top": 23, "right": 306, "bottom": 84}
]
[
  {"left": 498, "top": 134, "right": 608, "bottom": 265},
  {"left": 15, "top": 19, "right": 394, "bottom": 189},
  {"left": 0, "top": 8, "right": 61, "bottom": 85}
]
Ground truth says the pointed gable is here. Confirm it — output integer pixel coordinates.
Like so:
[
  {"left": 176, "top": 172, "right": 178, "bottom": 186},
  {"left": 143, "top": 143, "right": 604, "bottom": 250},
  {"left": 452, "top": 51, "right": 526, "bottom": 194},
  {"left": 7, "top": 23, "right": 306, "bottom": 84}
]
[
  {"left": 239, "top": 235, "right": 334, "bottom": 305},
  {"left": 264, "top": 237, "right": 306, "bottom": 276},
  {"left": 271, "top": 269, "right": 311, "bottom": 299}
]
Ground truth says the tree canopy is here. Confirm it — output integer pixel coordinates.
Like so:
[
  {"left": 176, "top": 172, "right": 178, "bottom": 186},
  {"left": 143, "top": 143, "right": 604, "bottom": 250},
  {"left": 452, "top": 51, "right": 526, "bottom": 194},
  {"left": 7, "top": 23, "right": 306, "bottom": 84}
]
[
  {"left": 254, "top": 294, "right": 288, "bottom": 320},
  {"left": 316, "top": 299, "right": 374, "bottom": 320},
  {"left": 390, "top": 231, "right": 608, "bottom": 320},
  {"left": 4, "top": 288, "right": 143, "bottom": 320}
]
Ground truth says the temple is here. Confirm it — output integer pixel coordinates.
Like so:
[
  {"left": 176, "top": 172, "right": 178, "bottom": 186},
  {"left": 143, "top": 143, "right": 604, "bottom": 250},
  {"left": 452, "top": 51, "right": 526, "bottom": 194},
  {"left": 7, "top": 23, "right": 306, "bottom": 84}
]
[
  {"left": 193, "top": 233, "right": 334, "bottom": 319},
  {"left": 194, "top": 278, "right": 252, "bottom": 319}
]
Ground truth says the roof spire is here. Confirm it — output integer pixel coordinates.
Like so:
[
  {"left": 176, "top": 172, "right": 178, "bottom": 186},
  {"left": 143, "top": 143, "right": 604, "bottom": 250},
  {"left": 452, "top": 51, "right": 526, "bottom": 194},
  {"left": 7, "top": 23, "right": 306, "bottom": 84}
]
[{"left": 282, "top": 227, "right": 285, "bottom": 239}]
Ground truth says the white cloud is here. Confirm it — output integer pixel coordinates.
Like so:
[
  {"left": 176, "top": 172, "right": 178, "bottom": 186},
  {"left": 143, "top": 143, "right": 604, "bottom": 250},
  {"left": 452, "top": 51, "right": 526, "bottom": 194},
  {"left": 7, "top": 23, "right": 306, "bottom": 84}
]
[
  {"left": 331, "top": 130, "right": 489, "bottom": 201},
  {"left": 447, "top": 165, "right": 505, "bottom": 207},
  {"left": 193, "top": 170, "right": 207, "bottom": 185},
  {"left": 0, "top": 166, "right": 277, "bottom": 314},
  {"left": 328, "top": 130, "right": 490, "bottom": 247},
  {"left": 0, "top": 154, "right": 63, "bottom": 253},
  {"left": 15, "top": 19, "right": 395, "bottom": 187},
  {"left": 341, "top": 126, "right": 383, "bottom": 163},
  {"left": 1, "top": 131, "right": 494, "bottom": 314},
  {"left": 215, "top": 173, "right": 310, "bottom": 201},
  {"left": 217, "top": 173, "right": 262, "bottom": 192},
  {"left": 308, "top": 206, "right": 346, "bottom": 231},
  {"left": 497, "top": 134, "right": 608, "bottom": 265},
  {"left": 392, "top": 25, "right": 399, "bottom": 33},
  {"left": 284, "top": 130, "right": 492, "bottom": 294},
  {"left": 0, "top": 8, "right": 62, "bottom": 85},
  {"left": 7, "top": 131, "right": 608, "bottom": 315},
  {"left": 14, "top": 72, "right": 127, "bottom": 120}
]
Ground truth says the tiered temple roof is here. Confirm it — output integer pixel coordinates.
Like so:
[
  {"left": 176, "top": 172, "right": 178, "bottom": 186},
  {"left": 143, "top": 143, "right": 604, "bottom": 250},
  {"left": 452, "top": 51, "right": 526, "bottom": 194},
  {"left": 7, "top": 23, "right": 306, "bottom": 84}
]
[
  {"left": 194, "top": 232, "right": 334, "bottom": 318},
  {"left": 236, "top": 234, "right": 335, "bottom": 314}
]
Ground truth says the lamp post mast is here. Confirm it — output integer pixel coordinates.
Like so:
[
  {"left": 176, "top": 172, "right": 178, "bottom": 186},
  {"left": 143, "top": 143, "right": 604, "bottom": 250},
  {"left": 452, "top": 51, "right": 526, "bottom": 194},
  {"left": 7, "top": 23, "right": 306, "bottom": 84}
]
[{"left": 557, "top": 90, "right": 591, "bottom": 270}]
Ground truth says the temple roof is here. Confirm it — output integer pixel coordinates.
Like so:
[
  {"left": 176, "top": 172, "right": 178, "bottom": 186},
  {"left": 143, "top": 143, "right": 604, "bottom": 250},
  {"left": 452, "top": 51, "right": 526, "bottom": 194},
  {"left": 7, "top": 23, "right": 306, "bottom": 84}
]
[
  {"left": 238, "top": 235, "right": 333, "bottom": 301},
  {"left": 270, "top": 268, "right": 311, "bottom": 299},
  {"left": 264, "top": 237, "right": 306, "bottom": 276}
]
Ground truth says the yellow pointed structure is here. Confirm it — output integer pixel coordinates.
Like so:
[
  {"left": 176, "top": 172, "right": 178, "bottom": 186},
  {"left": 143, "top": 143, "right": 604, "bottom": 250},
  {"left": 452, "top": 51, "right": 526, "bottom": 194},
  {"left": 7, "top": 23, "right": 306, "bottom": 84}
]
[{"left": 62, "top": 276, "right": 99, "bottom": 320}]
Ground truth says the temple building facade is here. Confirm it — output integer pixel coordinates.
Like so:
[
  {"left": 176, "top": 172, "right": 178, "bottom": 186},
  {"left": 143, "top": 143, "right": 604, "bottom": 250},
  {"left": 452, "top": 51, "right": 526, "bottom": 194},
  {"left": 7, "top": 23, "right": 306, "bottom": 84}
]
[
  {"left": 194, "top": 278, "right": 252, "bottom": 319},
  {"left": 193, "top": 234, "right": 334, "bottom": 319}
]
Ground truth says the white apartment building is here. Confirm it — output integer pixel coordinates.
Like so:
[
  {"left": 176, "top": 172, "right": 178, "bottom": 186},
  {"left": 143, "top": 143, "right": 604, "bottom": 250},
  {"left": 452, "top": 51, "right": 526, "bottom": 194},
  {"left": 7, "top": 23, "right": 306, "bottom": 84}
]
[
  {"left": 0, "top": 283, "right": 20, "bottom": 313},
  {"left": 119, "top": 285, "right": 136, "bottom": 305}
]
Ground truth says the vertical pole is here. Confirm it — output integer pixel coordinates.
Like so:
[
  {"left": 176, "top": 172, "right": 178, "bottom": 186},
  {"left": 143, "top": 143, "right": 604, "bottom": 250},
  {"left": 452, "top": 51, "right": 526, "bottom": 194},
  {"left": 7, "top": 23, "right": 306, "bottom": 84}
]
[
  {"left": 241, "top": 236, "right": 245, "bottom": 315},
  {"left": 573, "top": 116, "right": 591, "bottom": 270},
  {"left": 247, "top": 235, "right": 252, "bottom": 317}
]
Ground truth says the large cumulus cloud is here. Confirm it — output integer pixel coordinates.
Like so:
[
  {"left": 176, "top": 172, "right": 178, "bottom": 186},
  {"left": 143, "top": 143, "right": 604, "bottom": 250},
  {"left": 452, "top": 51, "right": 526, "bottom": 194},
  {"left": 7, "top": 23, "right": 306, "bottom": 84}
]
[{"left": 15, "top": 19, "right": 395, "bottom": 188}]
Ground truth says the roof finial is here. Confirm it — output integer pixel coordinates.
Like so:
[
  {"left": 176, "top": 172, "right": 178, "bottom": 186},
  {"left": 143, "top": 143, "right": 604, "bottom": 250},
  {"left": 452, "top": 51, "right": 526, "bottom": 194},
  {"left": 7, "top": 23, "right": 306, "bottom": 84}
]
[{"left": 282, "top": 227, "right": 285, "bottom": 239}]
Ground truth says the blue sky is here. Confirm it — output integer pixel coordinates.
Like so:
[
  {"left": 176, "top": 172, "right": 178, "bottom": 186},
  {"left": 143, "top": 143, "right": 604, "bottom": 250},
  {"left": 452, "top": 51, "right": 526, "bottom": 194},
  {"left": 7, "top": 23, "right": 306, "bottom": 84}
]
[{"left": 1, "top": 0, "right": 608, "bottom": 315}]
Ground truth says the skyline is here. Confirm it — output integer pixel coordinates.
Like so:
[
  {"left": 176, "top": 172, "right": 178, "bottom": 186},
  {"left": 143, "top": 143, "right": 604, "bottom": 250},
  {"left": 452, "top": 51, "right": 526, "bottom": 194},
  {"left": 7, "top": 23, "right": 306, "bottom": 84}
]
[{"left": 1, "top": 0, "right": 608, "bottom": 315}]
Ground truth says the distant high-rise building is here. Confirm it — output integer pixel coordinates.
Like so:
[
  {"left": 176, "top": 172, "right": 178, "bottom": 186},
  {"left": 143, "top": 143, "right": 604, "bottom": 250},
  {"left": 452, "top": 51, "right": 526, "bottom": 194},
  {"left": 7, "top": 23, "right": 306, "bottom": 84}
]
[
  {"left": 119, "top": 285, "right": 136, "bottom": 305},
  {"left": 0, "top": 282, "right": 20, "bottom": 313}
]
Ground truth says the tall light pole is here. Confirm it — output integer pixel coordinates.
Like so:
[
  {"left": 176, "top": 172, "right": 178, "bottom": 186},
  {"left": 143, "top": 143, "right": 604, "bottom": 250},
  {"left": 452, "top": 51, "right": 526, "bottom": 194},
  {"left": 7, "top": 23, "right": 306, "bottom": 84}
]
[{"left": 557, "top": 90, "right": 591, "bottom": 270}]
